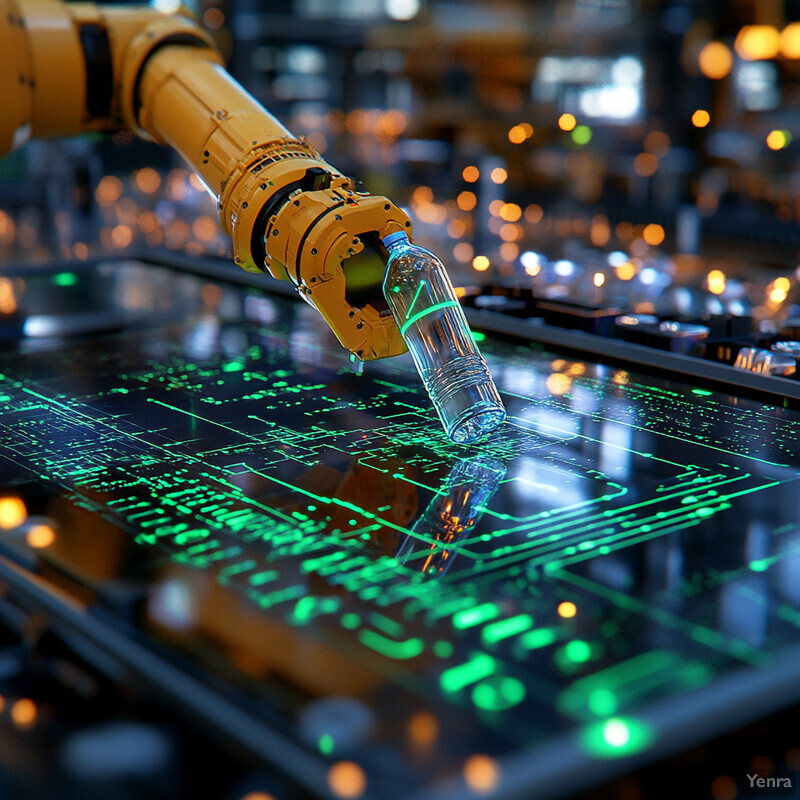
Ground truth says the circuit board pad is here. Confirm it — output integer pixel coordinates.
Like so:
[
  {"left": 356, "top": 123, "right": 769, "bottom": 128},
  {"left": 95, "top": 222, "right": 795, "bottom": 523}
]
[{"left": 0, "top": 261, "right": 799, "bottom": 798}]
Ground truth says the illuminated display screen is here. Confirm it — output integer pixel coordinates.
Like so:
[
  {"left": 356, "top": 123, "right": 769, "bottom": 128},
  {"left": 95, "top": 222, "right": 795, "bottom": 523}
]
[{"left": 0, "top": 260, "right": 799, "bottom": 798}]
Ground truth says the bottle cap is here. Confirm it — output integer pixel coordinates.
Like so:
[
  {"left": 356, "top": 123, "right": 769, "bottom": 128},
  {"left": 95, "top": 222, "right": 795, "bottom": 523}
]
[{"left": 382, "top": 231, "right": 409, "bottom": 248}]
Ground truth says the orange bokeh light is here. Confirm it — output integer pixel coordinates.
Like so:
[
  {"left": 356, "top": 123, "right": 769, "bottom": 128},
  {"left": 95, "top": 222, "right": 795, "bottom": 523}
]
[
  {"left": 508, "top": 125, "right": 527, "bottom": 144},
  {"left": 735, "top": 25, "right": 780, "bottom": 61},
  {"left": 11, "top": 699, "right": 36, "bottom": 730},
  {"left": 0, "top": 497, "right": 26, "bottom": 529},
  {"left": 464, "top": 755, "right": 500, "bottom": 794},
  {"left": 27, "top": 525, "right": 55, "bottom": 549},
  {"left": 490, "top": 167, "right": 508, "bottom": 184},
  {"left": 558, "top": 113, "right": 577, "bottom": 132},
  {"left": 327, "top": 761, "right": 367, "bottom": 799},
  {"left": 456, "top": 191, "right": 477, "bottom": 211},
  {"left": 633, "top": 153, "right": 658, "bottom": 177},
  {"left": 462, "top": 165, "right": 480, "bottom": 183},
  {"left": 643, "top": 223, "right": 665, "bottom": 246},
  {"left": 698, "top": 41, "right": 733, "bottom": 79}
]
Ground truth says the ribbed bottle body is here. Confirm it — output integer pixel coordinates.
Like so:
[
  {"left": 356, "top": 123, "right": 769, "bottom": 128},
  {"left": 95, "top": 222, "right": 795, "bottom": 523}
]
[{"left": 382, "top": 233, "right": 505, "bottom": 443}]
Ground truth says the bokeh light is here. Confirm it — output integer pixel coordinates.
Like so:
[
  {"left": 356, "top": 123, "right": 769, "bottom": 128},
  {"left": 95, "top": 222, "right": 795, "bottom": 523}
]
[
  {"left": 461, "top": 166, "right": 479, "bottom": 183},
  {"left": 327, "top": 761, "right": 366, "bottom": 799},
  {"left": 558, "top": 113, "right": 577, "bottom": 132},
  {"left": 0, "top": 497, "right": 26, "bottom": 529},
  {"left": 463, "top": 755, "right": 500, "bottom": 794},
  {"left": 735, "top": 25, "right": 780, "bottom": 61},
  {"left": 698, "top": 42, "right": 733, "bottom": 79}
]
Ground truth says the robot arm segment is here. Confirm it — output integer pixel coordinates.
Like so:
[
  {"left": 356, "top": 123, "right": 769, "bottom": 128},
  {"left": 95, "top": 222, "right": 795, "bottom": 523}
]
[{"left": 0, "top": 1, "right": 411, "bottom": 360}]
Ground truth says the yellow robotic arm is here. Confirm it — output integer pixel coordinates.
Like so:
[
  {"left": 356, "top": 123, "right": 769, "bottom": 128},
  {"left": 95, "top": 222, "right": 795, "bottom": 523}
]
[{"left": 0, "top": 0, "right": 411, "bottom": 360}]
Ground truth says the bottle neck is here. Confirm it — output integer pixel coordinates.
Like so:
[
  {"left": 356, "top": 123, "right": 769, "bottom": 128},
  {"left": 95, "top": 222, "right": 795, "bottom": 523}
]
[{"left": 383, "top": 231, "right": 410, "bottom": 252}]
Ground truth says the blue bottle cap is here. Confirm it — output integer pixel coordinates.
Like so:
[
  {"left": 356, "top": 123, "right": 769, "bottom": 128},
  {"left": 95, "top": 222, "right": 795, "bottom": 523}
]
[{"left": 382, "top": 231, "right": 409, "bottom": 248}]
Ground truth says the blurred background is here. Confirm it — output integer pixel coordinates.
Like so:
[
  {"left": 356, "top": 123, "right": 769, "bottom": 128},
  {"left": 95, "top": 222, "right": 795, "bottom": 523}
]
[{"left": 3, "top": 0, "right": 800, "bottom": 334}]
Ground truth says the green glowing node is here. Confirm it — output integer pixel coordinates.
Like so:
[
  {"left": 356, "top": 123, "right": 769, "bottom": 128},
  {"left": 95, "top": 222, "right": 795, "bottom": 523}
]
[
  {"left": 750, "top": 559, "right": 769, "bottom": 572},
  {"left": 358, "top": 629, "right": 424, "bottom": 660},
  {"left": 582, "top": 717, "right": 652, "bottom": 759},
  {"left": 433, "top": 640, "right": 454, "bottom": 658},
  {"left": 472, "top": 676, "right": 527, "bottom": 711},
  {"left": 472, "top": 331, "right": 486, "bottom": 342},
  {"left": 564, "top": 640, "right": 592, "bottom": 663},
  {"left": 319, "top": 733, "right": 334, "bottom": 755},
  {"left": 692, "top": 388, "right": 712, "bottom": 396},
  {"left": 588, "top": 689, "right": 618, "bottom": 716},
  {"left": 53, "top": 272, "right": 78, "bottom": 286},
  {"left": 482, "top": 614, "right": 534, "bottom": 644},
  {"left": 520, "top": 627, "right": 557, "bottom": 650},
  {"left": 440, "top": 652, "right": 497, "bottom": 693},
  {"left": 603, "top": 718, "right": 630, "bottom": 747},
  {"left": 341, "top": 613, "right": 361, "bottom": 629},
  {"left": 453, "top": 602, "right": 500, "bottom": 630}
]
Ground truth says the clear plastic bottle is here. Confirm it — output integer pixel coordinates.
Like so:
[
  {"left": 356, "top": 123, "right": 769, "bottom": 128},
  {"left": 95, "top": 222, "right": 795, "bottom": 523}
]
[{"left": 382, "top": 231, "right": 506, "bottom": 443}]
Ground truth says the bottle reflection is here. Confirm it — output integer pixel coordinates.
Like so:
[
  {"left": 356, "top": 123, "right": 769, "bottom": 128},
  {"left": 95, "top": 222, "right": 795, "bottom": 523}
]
[{"left": 396, "top": 456, "right": 506, "bottom": 577}]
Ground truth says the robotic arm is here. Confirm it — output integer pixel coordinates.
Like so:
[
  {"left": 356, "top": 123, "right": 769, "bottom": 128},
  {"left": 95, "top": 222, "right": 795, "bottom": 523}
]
[{"left": 0, "top": 0, "right": 410, "bottom": 360}]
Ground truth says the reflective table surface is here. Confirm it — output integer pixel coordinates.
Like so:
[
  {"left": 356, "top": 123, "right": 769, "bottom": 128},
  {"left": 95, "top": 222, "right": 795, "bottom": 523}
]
[{"left": 0, "top": 259, "right": 798, "bottom": 799}]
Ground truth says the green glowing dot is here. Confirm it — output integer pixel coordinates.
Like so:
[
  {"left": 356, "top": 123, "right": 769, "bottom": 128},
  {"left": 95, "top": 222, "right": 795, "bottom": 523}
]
[
  {"left": 441, "top": 652, "right": 496, "bottom": 693},
  {"left": 453, "top": 603, "right": 500, "bottom": 630},
  {"left": 53, "top": 272, "right": 78, "bottom": 286},
  {"left": 520, "top": 627, "right": 557, "bottom": 650},
  {"left": 472, "top": 331, "right": 486, "bottom": 342},
  {"left": 603, "top": 718, "right": 630, "bottom": 747},
  {"left": 750, "top": 559, "right": 769, "bottom": 572},
  {"left": 222, "top": 361, "right": 244, "bottom": 372},
  {"left": 358, "top": 630, "right": 424, "bottom": 659},
  {"left": 341, "top": 613, "right": 360, "bottom": 629},
  {"left": 564, "top": 640, "right": 592, "bottom": 663},
  {"left": 482, "top": 613, "right": 534, "bottom": 644},
  {"left": 692, "top": 388, "right": 712, "bottom": 396},
  {"left": 472, "top": 676, "right": 526, "bottom": 711},
  {"left": 319, "top": 733, "right": 334, "bottom": 755},
  {"left": 307, "top": 505, "right": 316, "bottom": 511},
  {"left": 433, "top": 640, "right": 453, "bottom": 658},
  {"left": 571, "top": 125, "right": 592, "bottom": 145},
  {"left": 582, "top": 717, "right": 652, "bottom": 759},
  {"left": 392, "top": 286, "right": 400, "bottom": 293},
  {"left": 348, "top": 518, "right": 358, "bottom": 526},
  {"left": 293, "top": 596, "right": 317, "bottom": 623},
  {"left": 249, "top": 570, "right": 277, "bottom": 586},
  {"left": 588, "top": 689, "right": 617, "bottom": 716}
]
